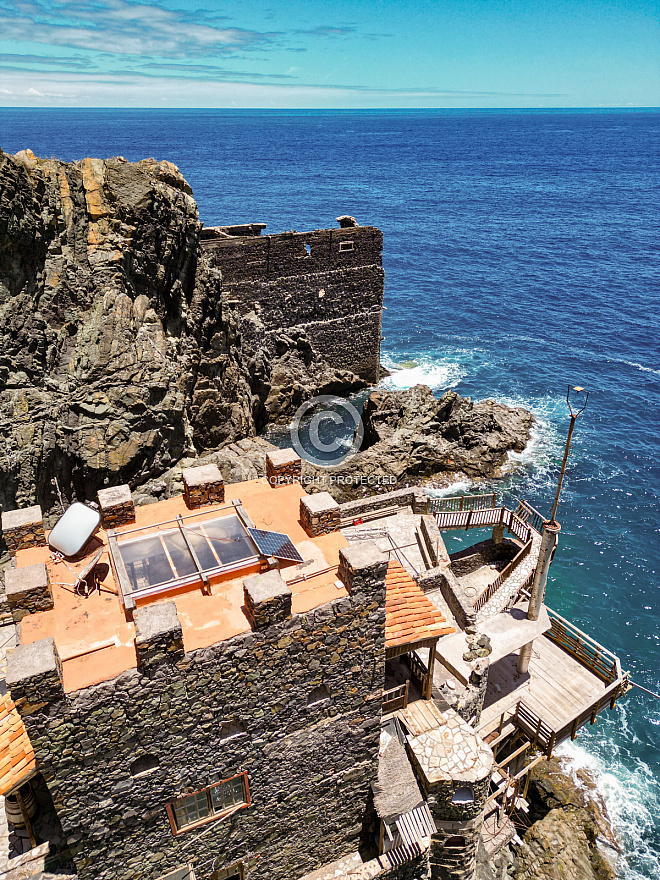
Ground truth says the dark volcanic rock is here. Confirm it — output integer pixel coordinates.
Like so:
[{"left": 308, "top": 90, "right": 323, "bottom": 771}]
[
  {"left": 513, "top": 757, "right": 619, "bottom": 880},
  {"left": 0, "top": 149, "right": 363, "bottom": 521},
  {"left": 0, "top": 149, "right": 202, "bottom": 513},
  {"left": 306, "top": 385, "right": 534, "bottom": 502}
]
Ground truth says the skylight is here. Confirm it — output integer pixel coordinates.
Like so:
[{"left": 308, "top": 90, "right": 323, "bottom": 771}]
[{"left": 117, "top": 514, "right": 259, "bottom": 597}]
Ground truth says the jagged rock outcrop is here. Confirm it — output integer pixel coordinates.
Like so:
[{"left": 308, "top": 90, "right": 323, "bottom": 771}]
[
  {"left": 304, "top": 385, "right": 534, "bottom": 502},
  {"left": 513, "top": 757, "right": 619, "bottom": 880},
  {"left": 0, "top": 150, "right": 364, "bottom": 521},
  {"left": 0, "top": 149, "right": 205, "bottom": 513},
  {"left": 0, "top": 148, "right": 533, "bottom": 524}
]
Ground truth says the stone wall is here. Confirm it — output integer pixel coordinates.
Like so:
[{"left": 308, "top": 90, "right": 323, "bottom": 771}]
[
  {"left": 6, "top": 547, "right": 388, "bottom": 880},
  {"left": 416, "top": 569, "right": 476, "bottom": 631},
  {"left": 202, "top": 227, "right": 384, "bottom": 382},
  {"left": 419, "top": 517, "right": 449, "bottom": 570},
  {"left": 448, "top": 540, "right": 516, "bottom": 579},
  {"left": 0, "top": 505, "right": 46, "bottom": 554},
  {"left": 339, "top": 489, "right": 428, "bottom": 523}
]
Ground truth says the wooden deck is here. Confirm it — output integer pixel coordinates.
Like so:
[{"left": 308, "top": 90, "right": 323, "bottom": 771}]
[{"left": 479, "top": 634, "right": 611, "bottom": 735}]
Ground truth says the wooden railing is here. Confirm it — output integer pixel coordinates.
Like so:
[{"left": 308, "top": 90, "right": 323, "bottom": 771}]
[
  {"left": 429, "top": 493, "right": 497, "bottom": 514},
  {"left": 403, "top": 650, "right": 429, "bottom": 697},
  {"left": 473, "top": 538, "right": 533, "bottom": 612},
  {"left": 382, "top": 681, "right": 410, "bottom": 714},
  {"left": 515, "top": 499, "right": 545, "bottom": 535},
  {"left": 512, "top": 672, "right": 625, "bottom": 756},
  {"left": 433, "top": 505, "right": 532, "bottom": 545},
  {"left": 545, "top": 607, "right": 621, "bottom": 684}
]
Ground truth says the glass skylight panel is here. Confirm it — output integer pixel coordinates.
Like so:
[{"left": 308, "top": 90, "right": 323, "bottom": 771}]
[
  {"left": 115, "top": 514, "right": 260, "bottom": 596},
  {"left": 120, "top": 535, "right": 173, "bottom": 593}
]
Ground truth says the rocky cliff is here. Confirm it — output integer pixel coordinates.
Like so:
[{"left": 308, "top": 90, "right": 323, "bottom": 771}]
[
  {"left": 478, "top": 757, "right": 620, "bottom": 880},
  {"left": 0, "top": 149, "right": 533, "bottom": 523},
  {"left": 0, "top": 150, "right": 364, "bottom": 518}
]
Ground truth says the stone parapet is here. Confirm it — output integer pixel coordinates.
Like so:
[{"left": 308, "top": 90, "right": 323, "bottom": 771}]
[
  {"left": 338, "top": 542, "right": 388, "bottom": 603},
  {"left": 134, "top": 602, "right": 184, "bottom": 671},
  {"left": 416, "top": 568, "right": 476, "bottom": 631},
  {"left": 1, "top": 505, "right": 46, "bottom": 554},
  {"left": 338, "top": 488, "right": 428, "bottom": 523},
  {"left": 266, "top": 448, "right": 302, "bottom": 487},
  {"left": 6, "top": 637, "right": 64, "bottom": 711},
  {"left": 5, "top": 562, "right": 53, "bottom": 622},
  {"left": 419, "top": 516, "right": 450, "bottom": 569},
  {"left": 97, "top": 485, "right": 135, "bottom": 528},
  {"left": 182, "top": 463, "right": 225, "bottom": 509},
  {"left": 300, "top": 492, "right": 340, "bottom": 536},
  {"left": 243, "top": 570, "right": 292, "bottom": 629}
]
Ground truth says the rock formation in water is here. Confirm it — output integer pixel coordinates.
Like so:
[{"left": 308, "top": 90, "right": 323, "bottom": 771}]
[
  {"left": 0, "top": 149, "right": 532, "bottom": 523},
  {"left": 305, "top": 385, "right": 534, "bottom": 502},
  {"left": 477, "top": 757, "right": 620, "bottom": 880}
]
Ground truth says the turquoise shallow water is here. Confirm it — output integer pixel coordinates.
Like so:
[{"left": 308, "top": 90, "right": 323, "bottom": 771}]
[{"left": 1, "top": 108, "right": 659, "bottom": 877}]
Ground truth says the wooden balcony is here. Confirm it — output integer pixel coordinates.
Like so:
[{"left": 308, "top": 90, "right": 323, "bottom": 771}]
[{"left": 478, "top": 605, "right": 627, "bottom": 753}]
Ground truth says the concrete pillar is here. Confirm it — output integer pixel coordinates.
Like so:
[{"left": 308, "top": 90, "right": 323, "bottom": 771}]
[
  {"left": 492, "top": 523, "right": 505, "bottom": 545},
  {"left": 517, "top": 520, "right": 561, "bottom": 674}
]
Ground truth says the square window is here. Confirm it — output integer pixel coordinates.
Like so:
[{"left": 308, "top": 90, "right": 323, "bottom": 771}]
[
  {"left": 168, "top": 773, "right": 249, "bottom": 835},
  {"left": 173, "top": 790, "right": 210, "bottom": 829}
]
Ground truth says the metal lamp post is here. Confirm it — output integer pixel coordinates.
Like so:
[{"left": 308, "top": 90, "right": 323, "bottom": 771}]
[{"left": 517, "top": 385, "right": 588, "bottom": 674}]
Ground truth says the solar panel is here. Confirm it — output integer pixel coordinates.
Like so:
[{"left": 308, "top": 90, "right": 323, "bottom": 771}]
[{"left": 247, "top": 528, "right": 304, "bottom": 563}]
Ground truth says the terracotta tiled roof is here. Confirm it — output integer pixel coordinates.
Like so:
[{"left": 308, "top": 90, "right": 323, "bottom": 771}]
[
  {"left": 385, "top": 561, "right": 454, "bottom": 651},
  {"left": 0, "top": 692, "right": 36, "bottom": 796}
]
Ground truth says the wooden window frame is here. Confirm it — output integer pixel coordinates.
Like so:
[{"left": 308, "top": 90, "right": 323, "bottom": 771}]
[{"left": 166, "top": 772, "right": 250, "bottom": 836}]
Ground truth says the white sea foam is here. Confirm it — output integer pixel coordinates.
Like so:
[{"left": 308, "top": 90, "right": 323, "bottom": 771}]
[
  {"left": 557, "top": 725, "right": 660, "bottom": 880},
  {"left": 426, "top": 479, "right": 473, "bottom": 498},
  {"left": 380, "top": 355, "right": 466, "bottom": 392},
  {"left": 618, "top": 359, "right": 660, "bottom": 377}
]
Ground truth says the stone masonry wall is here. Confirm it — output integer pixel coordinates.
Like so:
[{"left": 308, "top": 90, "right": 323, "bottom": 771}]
[
  {"left": 202, "top": 227, "right": 384, "bottom": 382},
  {"left": 8, "top": 556, "right": 388, "bottom": 880}
]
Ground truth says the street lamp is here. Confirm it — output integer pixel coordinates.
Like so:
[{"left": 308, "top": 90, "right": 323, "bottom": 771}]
[
  {"left": 517, "top": 385, "right": 588, "bottom": 675},
  {"left": 548, "top": 385, "right": 589, "bottom": 526}
]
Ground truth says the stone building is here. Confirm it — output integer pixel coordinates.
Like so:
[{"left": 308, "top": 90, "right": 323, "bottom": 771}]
[
  {"left": 0, "top": 456, "right": 628, "bottom": 880},
  {"left": 200, "top": 220, "right": 385, "bottom": 384}
]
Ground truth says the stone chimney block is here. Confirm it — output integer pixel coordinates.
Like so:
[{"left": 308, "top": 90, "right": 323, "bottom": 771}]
[
  {"left": 266, "top": 448, "right": 302, "bottom": 487},
  {"left": 5, "top": 563, "right": 54, "bottom": 622},
  {"left": 1, "top": 505, "right": 46, "bottom": 554},
  {"left": 243, "top": 570, "right": 292, "bottom": 630},
  {"left": 134, "top": 602, "right": 184, "bottom": 671},
  {"left": 182, "top": 464, "right": 225, "bottom": 509},
  {"left": 97, "top": 484, "right": 135, "bottom": 528},
  {"left": 6, "top": 637, "right": 64, "bottom": 710},
  {"left": 338, "top": 542, "right": 388, "bottom": 599},
  {"left": 300, "top": 492, "right": 340, "bottom": 536}
]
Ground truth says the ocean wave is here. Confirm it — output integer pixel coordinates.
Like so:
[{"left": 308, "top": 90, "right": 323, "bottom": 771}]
[
  {"left": 557, "top": 727, "right": 660, "bottom": 880},
  {"left": 426, "top": 479, "right": 473, "bottom": 497},
  {"left": 617, "top": 359, "right": 660, "bottom": 377},
  {"left": 380, "top": 354, "right": 467, "bottom": 392}
]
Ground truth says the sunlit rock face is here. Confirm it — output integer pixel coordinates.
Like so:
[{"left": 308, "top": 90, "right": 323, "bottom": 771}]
[{"left": 0, "top": 149, "right": 207, "bottom": 513}]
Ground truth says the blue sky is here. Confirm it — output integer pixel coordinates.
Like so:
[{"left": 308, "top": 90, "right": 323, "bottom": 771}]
[{"left": 0, "top": 0, "right": 658, "bottom": 107}]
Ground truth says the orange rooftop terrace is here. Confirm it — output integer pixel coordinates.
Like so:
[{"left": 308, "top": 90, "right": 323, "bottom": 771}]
[{"left": 3, "top": 453, "right": 456, "bottom": 699}]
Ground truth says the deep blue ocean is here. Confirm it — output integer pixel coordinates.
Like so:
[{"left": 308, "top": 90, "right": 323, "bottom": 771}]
[{"left": 1, "top": 108, "right": 658, "bottom": 878}]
